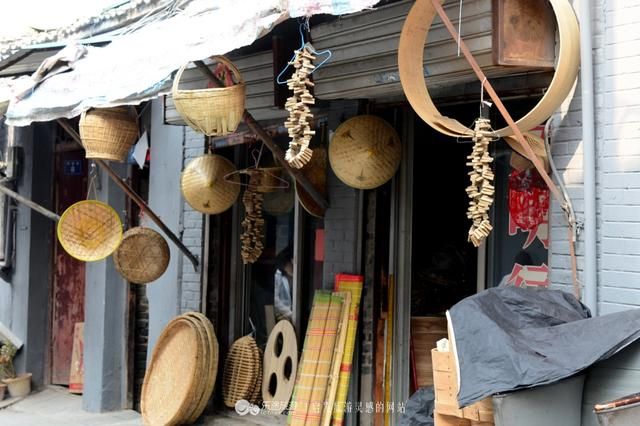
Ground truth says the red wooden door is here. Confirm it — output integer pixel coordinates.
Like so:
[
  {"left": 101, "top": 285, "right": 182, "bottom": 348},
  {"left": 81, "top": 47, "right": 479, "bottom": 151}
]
[{"left": 51, "top": 150, "right": 87, "bottom": 385}]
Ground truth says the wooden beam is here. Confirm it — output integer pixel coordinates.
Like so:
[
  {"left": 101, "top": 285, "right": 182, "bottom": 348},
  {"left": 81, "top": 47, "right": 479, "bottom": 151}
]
[
  {"left": 0, "top": 183, "right": 60, "bottom": 222},
  {"left": 194, "top": 60, "right": 329, "bottom": 211},
  {"left": 56, "top": 119, "right": 199, "bottom": 271}
]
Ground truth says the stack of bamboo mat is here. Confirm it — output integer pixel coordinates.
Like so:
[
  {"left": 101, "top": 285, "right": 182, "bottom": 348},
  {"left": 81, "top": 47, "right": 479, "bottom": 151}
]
[
  {"left": 141, "top": 312, "right": 219, "bottom": 425},
  {"left": 289, "top": 274, "right": 363, "bottom": 426}
]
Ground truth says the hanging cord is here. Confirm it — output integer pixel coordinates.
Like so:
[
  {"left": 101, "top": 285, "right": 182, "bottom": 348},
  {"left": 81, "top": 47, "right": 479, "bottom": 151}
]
[
  {"left": 544, "top": 116, "right": 582, "bottom": 298},
  {"left": 87, "top": 162, "right": 99, "bottom": 200}
]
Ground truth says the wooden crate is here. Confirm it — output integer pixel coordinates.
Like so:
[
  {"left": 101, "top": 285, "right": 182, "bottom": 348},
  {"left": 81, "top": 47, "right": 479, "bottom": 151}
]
[
  {"left": 410, "top": 316, "right": 448, "bottom": 387},
  {"left": 432, "top": 348, "right": 494, "bottom": 425}
]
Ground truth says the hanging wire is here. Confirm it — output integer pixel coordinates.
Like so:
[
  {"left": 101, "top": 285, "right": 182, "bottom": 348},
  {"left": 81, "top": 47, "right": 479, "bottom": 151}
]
[
  {"left": 276, "top": 21, "right": 332, "bottom": 85},
  {"left": 457, "top": 0, "right": 464, "bottom": 56}
]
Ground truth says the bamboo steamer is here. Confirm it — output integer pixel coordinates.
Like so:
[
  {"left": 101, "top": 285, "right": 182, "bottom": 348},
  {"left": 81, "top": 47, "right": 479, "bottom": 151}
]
[
  {"left": 223, "top": 336, "right": 261, "bottom": 408},
  {"left": 57, "top": 200, "right": 123, "bottom": 262},
  {"left": 113, "top": 227, "right": 170, "bottom": 284},
  {"left": 172, "top": 56, "right": 246, "bottom": 136},
  {"left": 79, "top": 107, "right": 138, "bottom": 162},
  {"left": 329, "top": 116, "right": 401, "bottom": 190},
  {"left": 181, "top": 154, "right": 241, "bottom": 214},
  {"left": 141, "top": 318, "right": 203, "bottom": 426}
]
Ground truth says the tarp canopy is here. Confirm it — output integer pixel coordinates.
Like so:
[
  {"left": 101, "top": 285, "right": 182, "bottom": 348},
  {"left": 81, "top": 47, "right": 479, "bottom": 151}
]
[
  {"left": 3, "top": 0, "right": 377, "bottom": 126},
  {"left": 449, "top": 287, "right": 640, "bottom": 407}
]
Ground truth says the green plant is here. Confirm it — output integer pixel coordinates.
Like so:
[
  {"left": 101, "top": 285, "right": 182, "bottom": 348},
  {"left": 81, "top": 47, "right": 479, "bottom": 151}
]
[{"left": 0, "top": 340, "right": 17, "bottom": 380}]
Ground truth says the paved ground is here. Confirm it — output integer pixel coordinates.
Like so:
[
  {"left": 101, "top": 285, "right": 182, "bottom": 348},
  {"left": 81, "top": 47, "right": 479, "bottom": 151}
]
[
  {"left": 0, "top": 387, "right": 141, "bottom": 426},
  {"left": 0, "top": 387, "right": 288, "bottom": 425}
]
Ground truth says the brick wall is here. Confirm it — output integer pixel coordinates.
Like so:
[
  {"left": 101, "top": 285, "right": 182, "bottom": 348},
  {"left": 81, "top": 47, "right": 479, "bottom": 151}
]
[
  {"left": 550, "top": 0, "right": 640, "bottom": 314},
  {"left": 180, "top": 127, "right": 205, "bottom": 313}
]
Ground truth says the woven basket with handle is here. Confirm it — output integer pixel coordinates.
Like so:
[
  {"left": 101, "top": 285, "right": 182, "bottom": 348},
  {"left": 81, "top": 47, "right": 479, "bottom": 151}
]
[
  {"left": 113, "top": 227, "right": 170, "bottom": 284},
  {"left": 79, "top": 107, "right": 138, "bottom": 162},
  {"left": 172, "top": 56, "right": 246, "bottom": 136}
]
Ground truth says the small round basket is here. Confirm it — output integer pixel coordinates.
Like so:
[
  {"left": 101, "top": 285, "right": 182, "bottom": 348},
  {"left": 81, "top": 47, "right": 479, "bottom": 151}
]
[
  {"left": 329, "top": 115, "right": 402, "bottom": 190},
  {"left": 113, "top": 227, "right": 170, "bottom": 284},
  {"left": 172, "top": 56, "right": 246, "bottom": 137},
  {"left": 79, "top": 107, "right": 138, "bottom": 162},
  {"left": 181, "top": 154, "right": 241, "bottom": 214},
  {"left": 57, "top": 200, "right": 123, "bottom": 262}
]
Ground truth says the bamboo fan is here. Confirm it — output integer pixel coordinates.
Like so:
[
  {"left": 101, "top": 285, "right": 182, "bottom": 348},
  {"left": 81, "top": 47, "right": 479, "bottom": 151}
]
[
  {"left": 466, "top": 118, "right": 495, "bottom": 247},
  {"left": 284, "top": 46, "right": 316, "bottom": 169},
  {"left": 240, "top": 189, "right": 265, "bottom": 264}
]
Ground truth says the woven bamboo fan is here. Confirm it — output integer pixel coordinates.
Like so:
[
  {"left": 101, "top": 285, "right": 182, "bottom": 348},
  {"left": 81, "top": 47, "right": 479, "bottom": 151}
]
[
  {"left": 329, "top": 116, "right": 402, "bottom": 190},
  {"left": 113, "top": 227, "right": 169, "bottom": 284},
  {"left": 223, "top": 335, "right": 261, "bottom": 408},
  {"left": 79, "top": 107, "right": 138, "bottom": 162},
  {"left": 172, "top": 56, "right": 246, "bottom": 136},
  {"left": 57, "top": 200, "right": 123, "bottom": 262},
  {"left": 181, "top": 154, "right": 241, "bottom": 214},
  {"left": 141, "top": 317, "right": 202, "bottom": 426}
]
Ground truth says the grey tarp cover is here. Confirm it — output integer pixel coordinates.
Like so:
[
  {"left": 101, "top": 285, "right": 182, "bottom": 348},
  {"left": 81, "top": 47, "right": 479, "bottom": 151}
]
[
  {"left": 400, "top": 387, "right": 435, "bottom": 426},
  {"left": 450, "top": 287, "right": 640, "bottom": 407}
]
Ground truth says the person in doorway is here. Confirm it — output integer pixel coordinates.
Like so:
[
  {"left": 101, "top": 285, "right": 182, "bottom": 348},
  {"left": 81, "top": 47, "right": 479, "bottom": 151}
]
[{"left": 274, "top": 245, "right": 294, "bottom": 322}]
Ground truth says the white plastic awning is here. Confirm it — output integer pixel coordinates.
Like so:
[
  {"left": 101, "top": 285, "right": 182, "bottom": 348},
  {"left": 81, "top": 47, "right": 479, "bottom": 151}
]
[{"left": 3, "top": 0, "right": 377, "bottom": 126}]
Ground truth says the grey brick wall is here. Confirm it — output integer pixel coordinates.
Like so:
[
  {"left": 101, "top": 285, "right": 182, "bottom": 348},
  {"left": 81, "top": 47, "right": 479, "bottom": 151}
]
[
  {"left": 180, "top": 127, "right": 205, "bottom": 313},
  {"left": 550, "top": 0, "right": 640, "bottom": 315}
]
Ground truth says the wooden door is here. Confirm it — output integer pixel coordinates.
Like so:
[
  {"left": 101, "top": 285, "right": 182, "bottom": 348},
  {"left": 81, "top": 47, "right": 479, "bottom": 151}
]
[{"left": 51, "top": 149, "right": 87, "bottom": 385}]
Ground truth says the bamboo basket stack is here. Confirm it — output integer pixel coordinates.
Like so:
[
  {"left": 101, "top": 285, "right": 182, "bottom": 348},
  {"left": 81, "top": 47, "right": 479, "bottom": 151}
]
[{"left": 141, "top": 312, "right": 219, "bottom": 425}]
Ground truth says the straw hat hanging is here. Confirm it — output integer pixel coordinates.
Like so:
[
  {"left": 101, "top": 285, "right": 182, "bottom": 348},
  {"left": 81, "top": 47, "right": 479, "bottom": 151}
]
[
  {"left": 57, "top": 200, "right": 123, "bottom": 262},
  {"left": 172, "top": 56, "right": 246, "bottom": 137},
  {"left": 329, "top": 115, "right": 402, "bottom": 190},
  {"left": 113, "top": 227, "right": 170, "bottom": 284},
  {"left": 79, "top": 107, "right": 139, "bottom": 162},
  {"left": 181, "top": 154, "right": 241, "bottom": 214}
]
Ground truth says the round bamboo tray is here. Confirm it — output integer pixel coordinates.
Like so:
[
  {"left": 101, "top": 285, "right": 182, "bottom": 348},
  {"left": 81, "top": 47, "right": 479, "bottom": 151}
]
[
  {"left": 181, "top": 154, "right": 241, "bottom": 214},
  {"left": 172, "top": 56, "right": 246, "bottom": 136},
  {"left": 329, "top": 116, "right": 401, "bottom": 190},
  {"left": 79, "top": 107, "right": 138, "bottom": 162},
  {"left": 57, "top": 200, "right": 123, "bottom": 262},
  {"left": 176, "top": 315, "right": 209, "bottom": 423},
  {"left": 183, "top": 312, "right": 219, "bottom": 423},
  {"left": 141, "top": 317, "right": 202, "bottom": 426},
  {"left": 223, "top": 336, "right": 261, "bottom": 408},
  {"left": 113, "top": 227, "right": 170, "bottom": 284},
  {"left": 262, "top": 320, "right": 298, "bottom": 414}
]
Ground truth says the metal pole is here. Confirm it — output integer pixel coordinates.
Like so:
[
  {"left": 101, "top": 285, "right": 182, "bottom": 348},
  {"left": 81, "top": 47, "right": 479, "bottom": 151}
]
[
  {"left": 57, "top": 119, "right": 199, "bottom": 271},
  {"left": 579, "top": 0, "right": 597, "bottom": 313},
  {"left": 0, "top": 183, "right": 60, "bottom": 221},
  {"left": 193, "top": 61, "right": 329, "bottom": 211}
]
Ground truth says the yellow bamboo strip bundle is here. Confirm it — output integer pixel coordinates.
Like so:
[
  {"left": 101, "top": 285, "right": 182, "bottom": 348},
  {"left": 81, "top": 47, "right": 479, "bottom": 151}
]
[
  {"left": 321, "top": 292, "right": 351, "bottom": 426},
  {"left": 466, "top": 118, "right": 495, "bottom": 247},
  {"left": 331, "top": 275, "right": 364, "bottom": 426},
  {"left": 288, "top": 291, "right": 332, "bottom": 425}
]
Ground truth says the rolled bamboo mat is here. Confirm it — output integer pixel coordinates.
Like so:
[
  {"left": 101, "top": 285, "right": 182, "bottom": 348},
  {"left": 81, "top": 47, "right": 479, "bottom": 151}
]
[
  {"left": 321, "top": 292, "right": 351, "bottom": 426},
  {"left": 331, "top": 274, "right": 364, "bottom": 426},
  {"left": 289, "top": 291, "right": 332, "bottom": 426},
  {"left": 306, "top": 294, "right": 344, "bottom": 426}
]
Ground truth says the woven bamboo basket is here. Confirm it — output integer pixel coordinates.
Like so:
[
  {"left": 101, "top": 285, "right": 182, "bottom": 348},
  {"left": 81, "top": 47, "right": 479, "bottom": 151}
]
[
  {"left": 172, "top": 56, "right": 246, "bottom": 136},
  {"left": 223, "top": 336, "right": 261, "bottom": 408},
  {"left": 181, "top": 154, "right": 241, "bottom": 214},
  {"left": 113, "top": 227, "right": 170, "bottom": 284},
  {"left": 141, "top": 317, "right": 203, "bottom": 426},
  {"left": 57, "top": 200, "right": 123, "bottom": 262},
  {"left": 79, "top": 107, "right": 138, "bottom": 162}
]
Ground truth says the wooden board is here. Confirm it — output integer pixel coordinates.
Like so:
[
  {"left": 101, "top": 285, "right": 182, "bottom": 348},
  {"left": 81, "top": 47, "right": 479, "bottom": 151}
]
[
  {"left": 51, "top": 149, "right": 87, "bottom": 385},
  {"left": 411, "top": 317, "right": 448, "bottom": 388},
  {"left": 68, "top": 322, "right": 84, "bottom": 394},
  {"left": 492, "top": 0, "right": 556, "bottom": 68}
]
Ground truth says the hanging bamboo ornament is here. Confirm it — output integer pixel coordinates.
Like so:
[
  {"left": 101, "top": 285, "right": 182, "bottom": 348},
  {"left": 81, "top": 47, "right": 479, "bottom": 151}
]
[
  {"left": 284, "top": 47, "right": 316, "bottom": 169},
  {"left": 466, "top": 118, "right": 495, "bottom": 247},
  {"left": 240, "top": 189, "right": 265, "bottom": 264}
]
